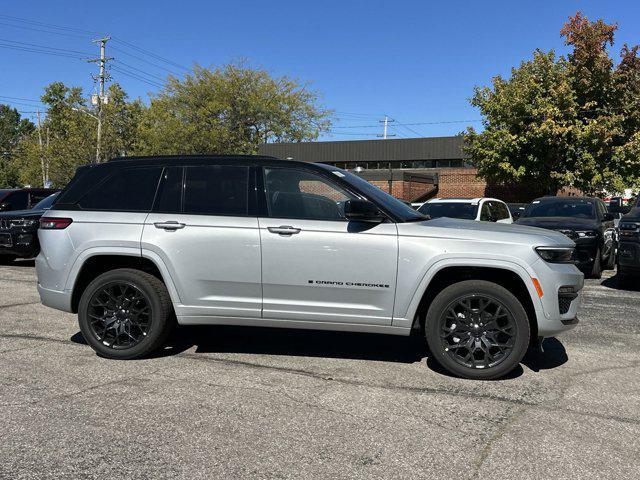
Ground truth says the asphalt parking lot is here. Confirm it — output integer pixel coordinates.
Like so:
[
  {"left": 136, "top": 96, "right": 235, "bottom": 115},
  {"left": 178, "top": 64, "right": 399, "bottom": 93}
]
[{"left": 1, "top": 262, "right": 639, "bottom": 480}]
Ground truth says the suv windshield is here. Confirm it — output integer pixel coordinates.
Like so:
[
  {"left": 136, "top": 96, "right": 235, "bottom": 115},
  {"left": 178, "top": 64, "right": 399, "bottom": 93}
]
[
  {"left": 32, "top": 192, "right": 59, "bottom": 210},
  {"left": 331, "top": 169, "right": 427, "bottom": 222},
  {"left": 418, "top": 202, "right": 478, "bottom": 220},
  {"left": 522, "top": 199, "right": 595, "bottom": 219}
]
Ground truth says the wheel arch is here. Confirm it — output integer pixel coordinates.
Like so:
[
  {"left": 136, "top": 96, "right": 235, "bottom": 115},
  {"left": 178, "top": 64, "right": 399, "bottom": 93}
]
[
  {"left": 69, "top": 253, "right": 179, "bottom": 313},
  {"left": 405, "top": 262, "right": 541, "bottom": 341}
]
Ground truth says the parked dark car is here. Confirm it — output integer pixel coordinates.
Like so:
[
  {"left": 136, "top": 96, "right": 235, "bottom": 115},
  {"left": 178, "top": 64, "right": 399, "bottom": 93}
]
[
  {"left": 516, "top": 196, "right": 616, "bottom": 278},
  {"left": 0, "top": 188, "right": 59, "bottom": 212},
  {"left": 0, "top": 193, "right": 59, "bottom": 263},
  {"left": 613, "top": 199, "right": 640, "bottom": 285},
  {"left": 507, "top": 203, "right": 528, "bottom": 220}
]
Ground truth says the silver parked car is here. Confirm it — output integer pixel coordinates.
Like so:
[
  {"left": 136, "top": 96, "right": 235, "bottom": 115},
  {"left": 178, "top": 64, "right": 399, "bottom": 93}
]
[{"left": 35, "top": 156, "right": 583, "bottom": 380}]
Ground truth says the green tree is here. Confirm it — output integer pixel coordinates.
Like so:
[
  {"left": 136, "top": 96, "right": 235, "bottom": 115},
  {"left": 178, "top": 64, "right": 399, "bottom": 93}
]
[
  {"left": 0, "top": 105, "right": 34, "bottom": 187},
  {"left": 135, "top": 62, "right": 331, "bottom": 155},
  {"left": 14, "top": 82, "right": 143, "bottom": 187},
  {"left": 464, "top": 12, "right": 640, "bottom": 198}
]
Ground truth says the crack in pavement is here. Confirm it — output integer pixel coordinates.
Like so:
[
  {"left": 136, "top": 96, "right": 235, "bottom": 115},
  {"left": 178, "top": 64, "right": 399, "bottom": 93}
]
[{"left": 0, "top": 301, "right": 41, "bottom": 310}]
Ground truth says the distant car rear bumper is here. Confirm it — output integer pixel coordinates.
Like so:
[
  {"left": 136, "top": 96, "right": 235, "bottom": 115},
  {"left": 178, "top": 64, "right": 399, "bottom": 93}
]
[{"left": 0, "top": 230, "right": 39, "bottom": 258}]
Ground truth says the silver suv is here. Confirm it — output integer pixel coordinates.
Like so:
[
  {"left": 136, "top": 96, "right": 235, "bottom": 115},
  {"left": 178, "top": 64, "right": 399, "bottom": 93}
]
[{"left": 36, "top": 156, "right": 583, "bottom": 380}]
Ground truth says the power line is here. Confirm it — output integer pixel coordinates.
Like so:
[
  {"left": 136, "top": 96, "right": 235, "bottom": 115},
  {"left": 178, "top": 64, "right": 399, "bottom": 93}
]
[
  {"left": 111, "top": 36, "right": 190, "bottom": 72},
  {"left": 0, "top": 95, "right": 44, "bottom": 103},
  {"left": 0, "top": 43, "right": 84, "bottom": 59},
  {"left": 111, "top": 66, "right": 164, "bottom": 89},
  {"left": 0, "top": 37, "right": 92, "bottom": 55},
  {"left": 112, "top": 60, "right": 166, "bottom": 83},
  {"left": 0, "top": 14, "right": 99, "bottom": 36},
  {"left": 111, "top": 45, "right": 182, "bottom": 76},
  {"left": 0, "top": 21, "right": 94, "bottom": 39}
]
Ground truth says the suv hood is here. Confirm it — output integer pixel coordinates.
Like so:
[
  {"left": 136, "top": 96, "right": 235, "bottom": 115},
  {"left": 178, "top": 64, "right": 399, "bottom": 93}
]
[
  {"left": 398, "top": 216, "right": 574, "bottom": 247},
  {"left": 515, "top": 216, "right": 598, "bottom": 230},
  {"left": 0, "top": 208, "right": 46, "bottom": 220},
  {"left": 621, "top": 208, "right": 640, "bottom": 223}
]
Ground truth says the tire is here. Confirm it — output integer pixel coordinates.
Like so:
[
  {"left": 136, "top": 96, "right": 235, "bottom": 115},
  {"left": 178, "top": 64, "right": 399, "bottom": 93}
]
[
  {"left": 425, "top": 280, "right": 530, "bottom": 380},
  {"left": 0, "top": 255, "right": 16, "bottom": 265},
  {"left": 78, "top": 268, "right": 175, "bottom": 359},
  {"left": 589, "top": 248, "right": 602, "bottom": 279}
]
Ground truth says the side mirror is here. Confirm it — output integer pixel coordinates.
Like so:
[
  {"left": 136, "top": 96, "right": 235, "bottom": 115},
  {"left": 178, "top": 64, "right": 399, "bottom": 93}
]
[
  {"left": 608, "top": 197, "right": 623, "bottom": 214},
  {"left": 603, "top": 212, "right": 615, "bottom": 221},
  {"left": 511, "top": 211, "right": 521, "bottom": 220},
  {"left": 344, "top": 199, "right": 385, "bottom": 223},
  {"left": 0, "top": 203, "right": 10, "bottom": 212}
]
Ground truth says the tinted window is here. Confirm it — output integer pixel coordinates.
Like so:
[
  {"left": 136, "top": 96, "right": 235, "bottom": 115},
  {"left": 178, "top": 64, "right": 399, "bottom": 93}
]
[
  {"left": 154, "top": 167, "right": 183, "bottom": 213},
  {"left": 419, "top": 202, "right": 478, "bottom": 220},
  {"left": 523, "top": 199, "right": 595, "bottom": 219},
  {"left": 183, "top": 165, "right": 248, "bottom": 216},
  {"left": 3, "top": 191, "right": 29, "bottom": 210},
  {"left": 29, "top": 193, "right": 50, "bottom": 207},
  {"left": 79, "top": 167, "right": 162, "bottom": 211},
  {"left": 264, "top": 167, "right": 354, "bottom": 220},
  {"left": 493, "top": 201, "right": 510, "bottom": 220}
]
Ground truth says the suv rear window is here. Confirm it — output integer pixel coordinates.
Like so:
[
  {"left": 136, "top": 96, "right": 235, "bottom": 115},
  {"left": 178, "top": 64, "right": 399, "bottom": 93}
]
[
  {"left": 183, "top": 165, "right": 248, "bottom": 216},
  {"left": 78, "top": 167, "right": 162, "bottom": 212}
]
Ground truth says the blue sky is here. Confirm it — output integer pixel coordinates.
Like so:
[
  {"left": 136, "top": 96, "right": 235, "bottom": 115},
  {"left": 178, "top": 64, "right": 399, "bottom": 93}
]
[{"left": 1, "top": 0, "right": 638, "bottom": 140}]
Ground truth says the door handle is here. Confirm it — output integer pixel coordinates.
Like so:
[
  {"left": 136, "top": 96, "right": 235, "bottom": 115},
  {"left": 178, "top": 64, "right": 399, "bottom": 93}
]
[
  {"left": 154, "top": 221, "right": 186, "bottom": 231},
  {"left": 268, "top": 225, "right": 301, "bottom": 236}
]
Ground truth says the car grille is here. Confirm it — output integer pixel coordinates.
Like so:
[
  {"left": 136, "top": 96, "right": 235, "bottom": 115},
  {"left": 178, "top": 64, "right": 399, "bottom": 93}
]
[
  {"left": 0, "top": 218, "right": 10, "bottom": 231},
  {"left": 556, "top": 229, "right": 578, "bottom": 240},
  {"left": 619, "top": 223, "right": 639, "bottom": 240},
  {"left": 558, "top": 295, "right": 573, "bottom": 314}
]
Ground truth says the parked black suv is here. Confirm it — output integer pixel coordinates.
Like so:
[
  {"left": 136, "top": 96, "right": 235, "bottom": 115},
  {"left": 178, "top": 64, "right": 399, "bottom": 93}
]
[
  {"left": 614, "top": 196, "right": 640, "bottom": 284},
  {"left": 516, "top": 196, "right": 616, "bottom": 278},
  {"left": 0, "top": 193, "right": 58, "bottom": 263},
  {"left": 0, "top": 188, "right": 59, "bottom": 212}
]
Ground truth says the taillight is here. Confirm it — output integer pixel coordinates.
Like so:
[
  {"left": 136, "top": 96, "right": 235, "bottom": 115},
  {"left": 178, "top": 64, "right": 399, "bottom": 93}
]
[{"left": 39, "top": 217, "right": 73, "bottom": 229}]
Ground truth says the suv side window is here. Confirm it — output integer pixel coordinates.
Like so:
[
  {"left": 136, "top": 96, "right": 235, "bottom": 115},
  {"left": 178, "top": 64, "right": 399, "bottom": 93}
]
[
  {"left": 154, "top": 167, "right": 183, "bottom": 213},
  {"left": 4, "top": 191, "right": 29, "bottom": 210},
  {"left": 263, "top": 167, "right": 354, "bottom": 221},
  {"left": 29, "top": 193, "right": 49, "bottom": 208},
  {"left": 495, "top": 201, "right": 510, "bottom": 220},
  {"left": 183, "top": 165, "right": 248, "bottom": 216},
  {"left": 78, "top": 167, "right": 162, "bottom": 211},
  {"left": 480, "top": 202, "right": 493, "bottom": 221}
]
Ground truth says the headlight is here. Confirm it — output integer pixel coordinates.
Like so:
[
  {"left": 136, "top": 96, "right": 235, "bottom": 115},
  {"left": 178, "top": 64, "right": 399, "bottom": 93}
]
[
  {"left": 535, "top": 247, "right": 575, "bottom": 263},
  {"left": 8, "top": 219, "right": 38, "bottom": 228},
  {"left": 575, "top": 230, "right": 597, "bottom": 238}
]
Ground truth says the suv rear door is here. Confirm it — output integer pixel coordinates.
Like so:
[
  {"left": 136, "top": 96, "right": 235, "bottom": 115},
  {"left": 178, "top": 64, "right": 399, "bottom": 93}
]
[
  {"left": 141, "top": 165, "right": 262, "bottom": 319},
  {"left": 257, "top": 165, "right": 398, "bottom": 326}
]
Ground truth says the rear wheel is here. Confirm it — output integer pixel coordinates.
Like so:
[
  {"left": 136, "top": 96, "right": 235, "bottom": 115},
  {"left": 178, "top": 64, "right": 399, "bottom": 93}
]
[
  {"left": 425, "top": 280, "right": 530, "bottom": 380},
  {"left": 78, "top": 268, "right": 174, "bottom": 359}
]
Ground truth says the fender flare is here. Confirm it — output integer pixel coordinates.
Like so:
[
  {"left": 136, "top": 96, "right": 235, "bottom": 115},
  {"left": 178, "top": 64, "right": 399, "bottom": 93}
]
[
  {"left": 64, "top": 247, "right": 182, "bottom": 306},
  {"left": 393, "top": 256, "right": 545, "bottom": 329}
]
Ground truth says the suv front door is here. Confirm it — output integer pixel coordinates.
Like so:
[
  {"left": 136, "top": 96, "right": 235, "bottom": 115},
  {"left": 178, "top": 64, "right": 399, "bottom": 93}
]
[
  {"left": 141, "top": 165, "right": 262, "bottom": 320},
  {"left": 258, "top": 166, "right": 398, "bottom": 326}
]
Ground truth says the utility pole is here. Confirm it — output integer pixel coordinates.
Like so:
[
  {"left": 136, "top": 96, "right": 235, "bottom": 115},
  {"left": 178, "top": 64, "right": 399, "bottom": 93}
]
[
  {"left": 36, "top": 110, "right": 50, "bottom": 187},
  {"left": 378, "top": 115, "right": 396, "bottom": 140},
  {"left": 89, "top": 36, "right": 112, "bottom": 163}
]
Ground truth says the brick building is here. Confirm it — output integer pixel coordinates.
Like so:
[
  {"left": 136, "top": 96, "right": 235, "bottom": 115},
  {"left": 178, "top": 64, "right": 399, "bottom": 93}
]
[{"left": 259, "top": 137, "right": 579, "bottom": 202}]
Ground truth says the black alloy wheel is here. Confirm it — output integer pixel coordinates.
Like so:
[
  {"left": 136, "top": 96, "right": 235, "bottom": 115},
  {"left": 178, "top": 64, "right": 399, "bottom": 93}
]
[
  {"left": 78, "top": 268, "right": 174, "bottom": 359},
  {"left": 439, "top": 295, "right": 516, "bottom": 369},
  {"left": 87, "top": 282, "right": 152, "bottom": 349},
  {"left": 425, "top": 280, "right": 530, "bottom": 380}
]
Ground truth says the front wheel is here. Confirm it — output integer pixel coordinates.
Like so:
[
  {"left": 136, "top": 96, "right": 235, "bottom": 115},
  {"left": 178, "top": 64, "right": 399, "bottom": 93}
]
[
  {"left": 425, "top": 280, "right": 530, "bottom": 380},
  {"left": 589, "top": 248, "right": 602, "bottom": 279},
  {"left": 78, "top": 268, "right": 175, "bottom": 359}
]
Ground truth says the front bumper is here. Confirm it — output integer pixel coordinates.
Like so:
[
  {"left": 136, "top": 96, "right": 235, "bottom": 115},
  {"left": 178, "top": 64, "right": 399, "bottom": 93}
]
[
  {"left": 573, "top": 238, "right": 598, "bottom": 270},
  {"left": 617, "top": 240, "right": 640, "bottom": 275},
  {"left": 0, "top": 229, "right": 40, "bottom": 259},
  {"left": 530, "top": 259, "right": 584, "bottom": 337}
]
